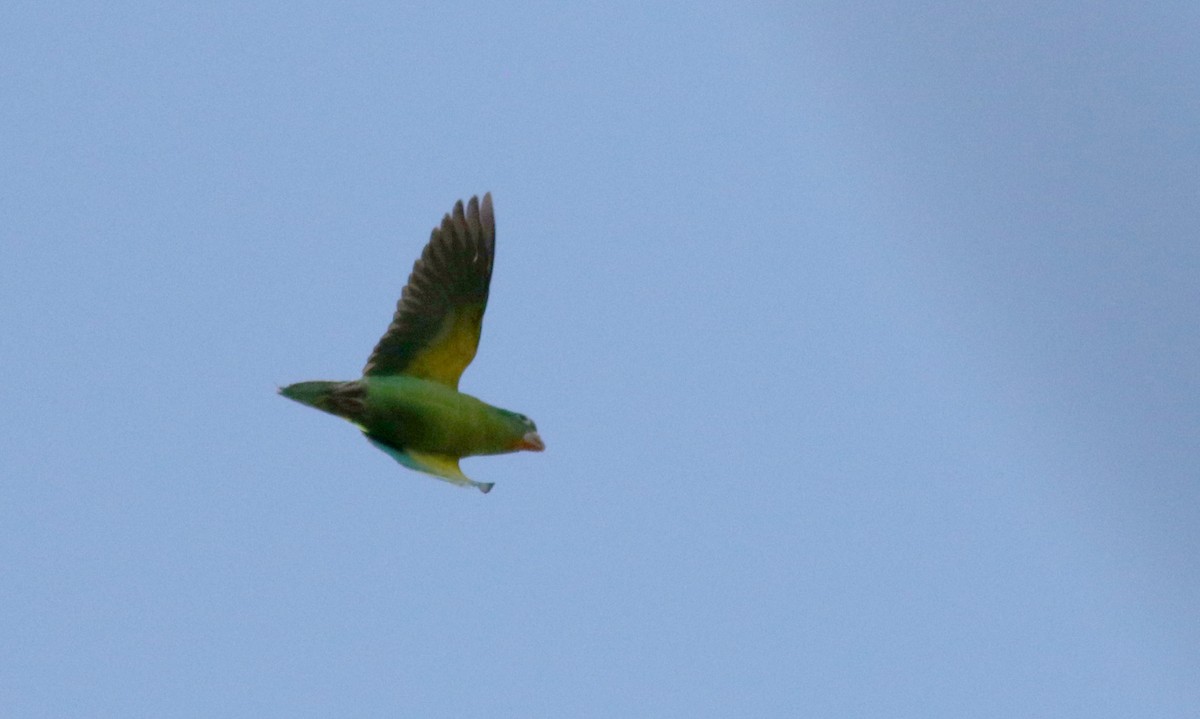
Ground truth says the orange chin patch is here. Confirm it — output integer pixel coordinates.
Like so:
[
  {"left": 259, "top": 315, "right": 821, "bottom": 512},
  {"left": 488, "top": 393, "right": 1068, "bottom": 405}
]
[{"left": 516, "top": 431, "right": 545, "bottom": 452}]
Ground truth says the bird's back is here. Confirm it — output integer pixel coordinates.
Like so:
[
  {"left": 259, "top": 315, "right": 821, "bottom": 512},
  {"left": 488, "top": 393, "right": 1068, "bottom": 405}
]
[{"left": 361, "top": 375, "right": 505, "bottom": 457}]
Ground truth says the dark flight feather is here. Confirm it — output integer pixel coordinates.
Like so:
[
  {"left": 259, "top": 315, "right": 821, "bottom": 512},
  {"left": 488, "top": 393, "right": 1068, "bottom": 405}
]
[{"left": 363, "top": 193, "right": 495, "bottom": 386}]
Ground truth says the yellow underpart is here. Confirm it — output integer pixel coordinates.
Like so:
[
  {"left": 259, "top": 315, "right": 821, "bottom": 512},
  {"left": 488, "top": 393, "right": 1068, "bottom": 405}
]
[
  {"left": 405, "top": 450, "right": 471, "bottom": 485},
  {"left": 404, "top": 305, "right": 484, "bottom": 389}
]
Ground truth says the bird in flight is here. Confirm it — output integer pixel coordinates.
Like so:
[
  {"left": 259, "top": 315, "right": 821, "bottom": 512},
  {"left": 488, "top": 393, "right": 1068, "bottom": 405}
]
[{"left": 280, "top": 193, "right": 543, "bottom": 493}]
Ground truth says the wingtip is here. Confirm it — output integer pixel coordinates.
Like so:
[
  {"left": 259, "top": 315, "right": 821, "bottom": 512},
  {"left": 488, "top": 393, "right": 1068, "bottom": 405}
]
[
  {"left": 480, "top": 192, "right": 494, "bottom": 234},
  {"left": 478, "top": 482, "right": 495, "bottom": 494}
]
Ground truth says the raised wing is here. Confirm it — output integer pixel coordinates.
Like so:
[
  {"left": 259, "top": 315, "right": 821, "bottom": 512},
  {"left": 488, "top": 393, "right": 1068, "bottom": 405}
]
[{"left": 363, "top": 193, "right": 495, "bottom": 387}]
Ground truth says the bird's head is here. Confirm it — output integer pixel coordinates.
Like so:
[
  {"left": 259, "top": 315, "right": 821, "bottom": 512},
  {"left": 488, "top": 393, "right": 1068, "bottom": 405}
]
[{"left": 503, "top": 410, "right": 544, "bottom": 452}]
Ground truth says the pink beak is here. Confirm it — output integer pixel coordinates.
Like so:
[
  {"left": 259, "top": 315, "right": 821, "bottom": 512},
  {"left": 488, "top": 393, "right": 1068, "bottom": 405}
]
[{"left": 518, "top": 431, "right": 545, "bottom": 452}]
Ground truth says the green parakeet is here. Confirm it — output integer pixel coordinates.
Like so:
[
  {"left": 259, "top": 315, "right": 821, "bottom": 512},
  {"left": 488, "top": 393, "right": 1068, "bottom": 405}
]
[{"left": 279, "top": 193, "right": 543, "bottom": 493}]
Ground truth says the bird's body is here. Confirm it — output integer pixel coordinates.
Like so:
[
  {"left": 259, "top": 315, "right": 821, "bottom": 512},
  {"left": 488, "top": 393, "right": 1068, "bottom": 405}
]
[{"left": 279, "top": 194, "right": 542, "bottom": 493}]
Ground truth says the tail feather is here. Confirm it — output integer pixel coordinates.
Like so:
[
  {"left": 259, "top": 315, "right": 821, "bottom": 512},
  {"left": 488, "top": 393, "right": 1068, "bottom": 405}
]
[{"left": 279, "top": 380, "right": 365, "bottom": 421}]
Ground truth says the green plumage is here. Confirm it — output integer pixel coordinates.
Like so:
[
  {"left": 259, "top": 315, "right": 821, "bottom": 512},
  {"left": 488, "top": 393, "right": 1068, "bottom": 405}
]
[{"left": 279, "top": 194, "right": 543, "bottom": 493}]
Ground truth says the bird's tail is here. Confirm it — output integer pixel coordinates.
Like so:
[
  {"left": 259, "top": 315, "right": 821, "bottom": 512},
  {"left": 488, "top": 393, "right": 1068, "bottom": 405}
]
[{"left": 278, "top": 380, "right": 366, "bottom": 421}]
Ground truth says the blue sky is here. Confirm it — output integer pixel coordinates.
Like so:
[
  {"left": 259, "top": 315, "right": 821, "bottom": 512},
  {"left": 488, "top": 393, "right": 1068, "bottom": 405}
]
[{"left": 3, "top": 2, "right": 1197, "bottom": 716}]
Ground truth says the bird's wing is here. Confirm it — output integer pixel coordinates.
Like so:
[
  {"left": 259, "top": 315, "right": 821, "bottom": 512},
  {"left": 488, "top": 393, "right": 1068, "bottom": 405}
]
[
  {"left": 363, "top": 193, "right": 495, "bottom": 388},
  {"left": 365, "top": 436, "right": 494, "bottom": 493}
]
